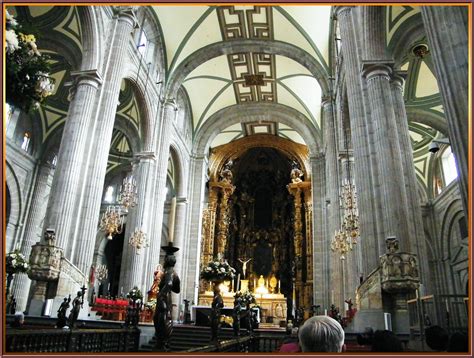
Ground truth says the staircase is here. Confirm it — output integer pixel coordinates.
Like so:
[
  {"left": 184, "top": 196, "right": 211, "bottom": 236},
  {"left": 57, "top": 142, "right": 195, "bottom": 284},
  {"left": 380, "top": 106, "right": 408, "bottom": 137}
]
[{"left": 140, "top": 325, "right": 247, "bottom": 352}]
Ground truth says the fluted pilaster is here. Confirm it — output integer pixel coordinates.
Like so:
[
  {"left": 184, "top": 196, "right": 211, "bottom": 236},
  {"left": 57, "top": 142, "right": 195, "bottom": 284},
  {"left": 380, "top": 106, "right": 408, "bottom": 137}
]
[
  {"left": 391, "top": 73, "right": 431, "bottom": 291},
  {"left": 11, "top": 162, "right": 54, "bottom": 311},
  {"left": 72, "top": 8, "right": 138, "bottom": 276},
  {"left": 43, "top": 70, "right": 103, "bottom": 253},
  {"left": 119, "top": 152, "right": 157, "bottom": 292},
  {"left": 145, "top": 100, "right": 177, "bottom": 289},
  {"left": 335, "top": 6, "right": 380, "bottom": 273},
  {"left": 362, "top": 63, "right": 410, "bottom": 250},
  {"left": 421, "top": 6, "right": 468, "bottom": 214}
]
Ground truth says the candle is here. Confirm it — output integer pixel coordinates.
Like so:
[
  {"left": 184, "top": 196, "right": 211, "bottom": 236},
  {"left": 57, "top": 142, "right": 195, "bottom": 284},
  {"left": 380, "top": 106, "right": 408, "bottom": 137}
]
[
  {"left": 445, "top": 299, "right": 449, "bottom": 313},
  {"left": 415, "top": 289, "right": 419, "bottom": 300},
  {"left": 236, "top": 274, "right": 240, "bottom": 292},
  {"left": 277, "top": 280, "right": 280, "bottom": 293},
  {"left": 120, "top": 286, "right": 123, "bottom": 295},
  {"left": 107, "top": 283, "right": 110, "bottom": 292},
  {"left": 324, "top": 309, "right": 327, "bottom": 316},
  {"left": 254, "top": 278, "right": 256, "bottom": 289},
  {"left": 168, "top": 197, "right": 177, "bottom": 243}
]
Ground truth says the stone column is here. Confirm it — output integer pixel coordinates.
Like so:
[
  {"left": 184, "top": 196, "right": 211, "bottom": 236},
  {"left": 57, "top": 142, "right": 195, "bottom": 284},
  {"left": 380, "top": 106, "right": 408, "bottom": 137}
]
[
  {"left": 119, "top": 151, "right": 156, "bottom": 293},
  {"left": 421, "top": 6, "right": 468, "bottom": 213},
  {"left": 183, "top": 155, "right": 207, "bottom": 303},
  {"left": 310, "top": 154, "right": 328, "bottom": 308},
  {"left": 145, "top": 100, "right": 177, "bottom": 290},
  {"left": 391, "top": 73, "right": 431, "bottom": 292},
  {"left": 42, "top": 69, "right": 103, "bottom": 253},
  {"left": 11, "top": 161, "right": 54, "bottom": 312},
  {"left": 71, "top": 8, "right": 138, "bottom": 279},
  {"left": 171, "top": 197, "right": 187, "bottom": 320},
  {"left": 362, "top": 63, "right": 410, "bottom": 250},
  {"left": 335, "top": 6, "right": 380, "bottom": 274}
]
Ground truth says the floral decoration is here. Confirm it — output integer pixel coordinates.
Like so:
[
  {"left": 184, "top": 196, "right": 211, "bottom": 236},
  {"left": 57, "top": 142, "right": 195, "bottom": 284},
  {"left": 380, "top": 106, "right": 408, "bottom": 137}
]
[
  {"left": 200, "top": 259, "right": 236, "bottom": 281},
  {"left": 6, "top": 249, "right": 29, "bottom": 274},
  {"left": 127, "top": 286, "right": 143, "bottom": 301},
  {"left": 234, "top": 290, "right": 256, "bottom": 306},
  {"left": 5, "top": 9, "right": 55, "bottom": 112}
]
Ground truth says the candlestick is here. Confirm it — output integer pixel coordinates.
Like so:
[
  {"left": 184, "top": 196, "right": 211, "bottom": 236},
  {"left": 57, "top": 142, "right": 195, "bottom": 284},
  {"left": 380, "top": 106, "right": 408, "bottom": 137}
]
[
  {"left": 168, "top": 197, "right": 177, "bottom": 243},
  {"left": 236, "top": 274, "right": 240, "bottom": 292},
  {"left": 331, "top": 290, "right": 334, "bottom": 304}
]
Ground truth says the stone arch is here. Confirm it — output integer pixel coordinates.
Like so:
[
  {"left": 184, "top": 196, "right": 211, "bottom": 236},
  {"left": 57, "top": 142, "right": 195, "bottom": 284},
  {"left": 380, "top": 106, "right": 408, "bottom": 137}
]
[
  {"left": 168, "top": 143, "right": 186, "bottom": 198},
  {"left": 165, "top": 39, "right": 330, "bottom": 99},
  {"left": 193, "top": 102, "right": 321, "bottom": 157},
  {"left": 122, "top": 74, "right": 156, "bottom": 153},
  {"left": 5, "top": 161, "right": 22, "bottom": 250},
  {"left": 77, "top": 6, "right": 103, "bottom": 71},
  {"left": 407, "top": 108, "right": 449, "bottom": 137}
]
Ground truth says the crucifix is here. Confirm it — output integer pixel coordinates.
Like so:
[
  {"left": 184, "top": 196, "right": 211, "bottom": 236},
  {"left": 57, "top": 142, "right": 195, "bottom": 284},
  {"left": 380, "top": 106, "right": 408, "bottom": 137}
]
[{"left": 238, "top": 258, "right": 252, "bottom": 279}]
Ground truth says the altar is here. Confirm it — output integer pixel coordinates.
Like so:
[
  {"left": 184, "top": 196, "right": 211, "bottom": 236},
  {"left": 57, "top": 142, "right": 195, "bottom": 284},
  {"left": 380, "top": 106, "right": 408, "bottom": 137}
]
[{"left": 198, "top": 290, "right": 287, "bottom": 326}]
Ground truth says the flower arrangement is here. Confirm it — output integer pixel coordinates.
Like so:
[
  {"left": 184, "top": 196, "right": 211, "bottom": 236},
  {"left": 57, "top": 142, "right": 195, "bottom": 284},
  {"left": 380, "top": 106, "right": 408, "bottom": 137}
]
[
  {"left": 5, "top": 9, "right": 55, "bottom": 112},
  {"left": 234, "top": 290, "right": 256, "bottom": 306},
  {"left": 6, "top": 249, "right": 29, "bottom": 274},
  {"left": 200, "top": 260, "right": 236, "bottom": 281},
  {"left": 127, "top": 286, "right": 143, "bottom": 302}
]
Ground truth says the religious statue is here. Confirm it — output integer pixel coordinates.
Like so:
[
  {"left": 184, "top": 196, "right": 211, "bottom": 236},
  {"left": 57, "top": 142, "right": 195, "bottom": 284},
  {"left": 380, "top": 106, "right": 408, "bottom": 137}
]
[
  {"left": 210, "top": 282, "right": 224, "bottom": 342},
  {"left": 183, "top": 299, "right": 191, "bottom": 324},
  {"left": 68, "top": 291, "right": 84, "bottom": 327},
  {"left": 154, "top": 245, "right": 180, "bottom": 351},
  {"left": 290, "top": 161, "right": 303, "bottom": 183},
  {"left": 238, "top": 258, "right": 252, "bottom": 278},
  {"left": 220, "top": 159, "right": 234, "bottom": 184},
  {"left": 57, "top": 295, "right": 71, "bottom": 328},
  {"left": 232, "top": 296, "right": 243, "bottom": 336},
  {"left": 148, "top": 264, "right": 164, "bottom": 300}
]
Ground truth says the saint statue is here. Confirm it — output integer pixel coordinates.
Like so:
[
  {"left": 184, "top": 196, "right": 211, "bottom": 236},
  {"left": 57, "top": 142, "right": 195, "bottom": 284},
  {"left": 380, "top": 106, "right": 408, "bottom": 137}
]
[
  {"left": 154, "top": 251, "right": 180, "bottom": 351},
  {"left": 148, "top": 264, "right": 164, "bottom": 300},
  {"left": 68, "top": 291, "right": 83, "bottom": 327}
]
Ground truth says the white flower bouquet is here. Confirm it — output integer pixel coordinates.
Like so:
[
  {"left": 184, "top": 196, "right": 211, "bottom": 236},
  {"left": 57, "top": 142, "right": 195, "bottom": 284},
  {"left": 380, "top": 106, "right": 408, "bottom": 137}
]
[
  {"left": 6, "top": 249, "right": 29, "bottom": 274},
  {"left": 200, "top": 260, "right": 236, "bottom": 281}
]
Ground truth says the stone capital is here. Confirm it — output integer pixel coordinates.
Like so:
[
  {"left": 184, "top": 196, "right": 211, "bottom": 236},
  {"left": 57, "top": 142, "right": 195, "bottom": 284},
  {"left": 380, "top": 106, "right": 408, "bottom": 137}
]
[
  {"left": 320, "top": 95, "right": 333, "bottom": 108},
  {"left": 115, "top": 6, "right": 139, "bottom": 28},
  {"left": 334, "top": 6, "right": 353, "bottom": 18},
  {"left": 134, "top": 151, "right": 156, "bottom": 162},
  {"left": 69, "top": 69, "right": 103, "bottom": 88},
  {"left": 391, "top": 70, "right": 407, "bottom": 90},
  {"left": 361, "top": 61, "right": 394, "bottom": 81}
]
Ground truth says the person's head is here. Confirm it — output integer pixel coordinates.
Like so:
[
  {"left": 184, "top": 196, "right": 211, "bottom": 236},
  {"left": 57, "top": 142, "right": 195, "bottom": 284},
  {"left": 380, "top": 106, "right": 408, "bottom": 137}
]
[
  {"left": 357, "top": 327, "right": 374, "bottom": 345},
  {"left": 371, "top": 330, "right": 403, "bottom": 352},
  {"left": 425, "top": 325, "right": 449, "bottom": 351},
  {"left": 447, "top": 331, "right": 468, "bottom": 352},
  {"left": 13, "top": 312, "right": 24, "bottom": 326},
  {"left": 298, "top": 315, "right": 345, "bottom": 352}
]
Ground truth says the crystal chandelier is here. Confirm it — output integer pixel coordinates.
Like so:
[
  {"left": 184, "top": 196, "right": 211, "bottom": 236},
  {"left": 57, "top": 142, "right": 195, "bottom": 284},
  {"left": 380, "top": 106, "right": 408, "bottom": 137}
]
[
  {"left": 99, "top": 205, "right": 124, "bottom": 240},
  {"left": 117, "top": 175, "right": 138, "bottom": 209},
  {"left": 129, "top": 227, "right": 148, "bottom": 254},
  {"left": 332, "top": 126, "right": 360, "bottom": 259},
  {"left": 95, "top": 264, "right": 108, "bottom": 282}
]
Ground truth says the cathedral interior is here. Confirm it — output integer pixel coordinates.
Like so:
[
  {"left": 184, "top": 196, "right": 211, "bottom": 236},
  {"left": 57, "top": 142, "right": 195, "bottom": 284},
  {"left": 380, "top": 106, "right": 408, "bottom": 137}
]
[{"left": 4, "top": 4, "right": 470, "bottom": 354}]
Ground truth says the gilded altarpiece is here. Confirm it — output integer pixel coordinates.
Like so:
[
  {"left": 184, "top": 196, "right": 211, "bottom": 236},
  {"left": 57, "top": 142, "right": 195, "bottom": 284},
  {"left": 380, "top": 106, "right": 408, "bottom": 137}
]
[{"left": 199, "top": 135, "right": 315, "bottom": 319}]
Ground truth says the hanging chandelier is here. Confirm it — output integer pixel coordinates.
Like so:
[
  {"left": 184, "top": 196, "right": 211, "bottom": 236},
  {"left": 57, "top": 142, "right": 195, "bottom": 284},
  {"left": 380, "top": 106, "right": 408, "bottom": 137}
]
[
  {"left": 117, "top": 175, "right": 138, "bottom": 209},
  {"left": 95, "top": 264, "right": 108, "bottom": 282},
  {"left": 332, "top": 126, "right": 360, "bottom": 259},
  {"left": 331, "top": 229, "right": 352, "bottom": 260},
  {"left": 99, "top": 205, "right": 124, "bottom": 240},
  {"left": 129, "top": 227, "right": 148, "bottom": 254}
]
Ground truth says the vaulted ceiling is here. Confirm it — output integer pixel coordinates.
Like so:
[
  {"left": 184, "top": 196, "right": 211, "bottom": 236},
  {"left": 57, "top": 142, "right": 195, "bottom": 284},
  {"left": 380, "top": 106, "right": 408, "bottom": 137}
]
[{"left": 153, "top": 5, "right": 331, "bottom": 146}]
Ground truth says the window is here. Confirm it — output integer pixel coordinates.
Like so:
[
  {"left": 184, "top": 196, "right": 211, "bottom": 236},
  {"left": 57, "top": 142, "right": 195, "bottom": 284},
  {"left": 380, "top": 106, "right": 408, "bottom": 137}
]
[
  {"left": 441, "top": 146, "right": 458, "bottom": 185},
  {"left": 104, "top": 186, "right": 115, "bottom": 203},
  {"left": 21, "top": 132, "right": 31, "bottom": 151}
]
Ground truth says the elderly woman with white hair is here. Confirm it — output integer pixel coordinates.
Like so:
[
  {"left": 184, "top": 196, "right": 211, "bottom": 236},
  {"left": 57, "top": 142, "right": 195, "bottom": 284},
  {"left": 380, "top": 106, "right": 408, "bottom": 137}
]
[{"left": 298, "top": 315, "right": 345, "bottom": 352}]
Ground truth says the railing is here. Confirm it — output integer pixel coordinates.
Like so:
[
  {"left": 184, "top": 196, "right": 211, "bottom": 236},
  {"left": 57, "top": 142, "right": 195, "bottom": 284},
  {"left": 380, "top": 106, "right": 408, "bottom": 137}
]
[
  {"left": 6, "top": 328, "right": 141, "bottom": 352},
  {"left": 183, "top": 330, "right": 286, "bottom": 353}
]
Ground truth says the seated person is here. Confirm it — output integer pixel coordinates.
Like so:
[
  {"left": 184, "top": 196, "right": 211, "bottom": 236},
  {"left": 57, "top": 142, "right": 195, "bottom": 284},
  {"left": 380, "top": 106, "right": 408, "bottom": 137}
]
[
  {"left": 425, "top": 325, "right": 449, "bottom": 352},
  {"left": 370, "top": 330, "right": 403, "bottom": 352},
  {"left": 10, "top": 312, "right": 24, "bottom": 329},
  {"left": 447, "top": 331, "right": 468, "bottom": 352},
  {"left": 298, "top": 315, "right": 345, "bottom": 352},
  {"left": 279, "top": 328, "right": 301, "bottom": 353}
]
